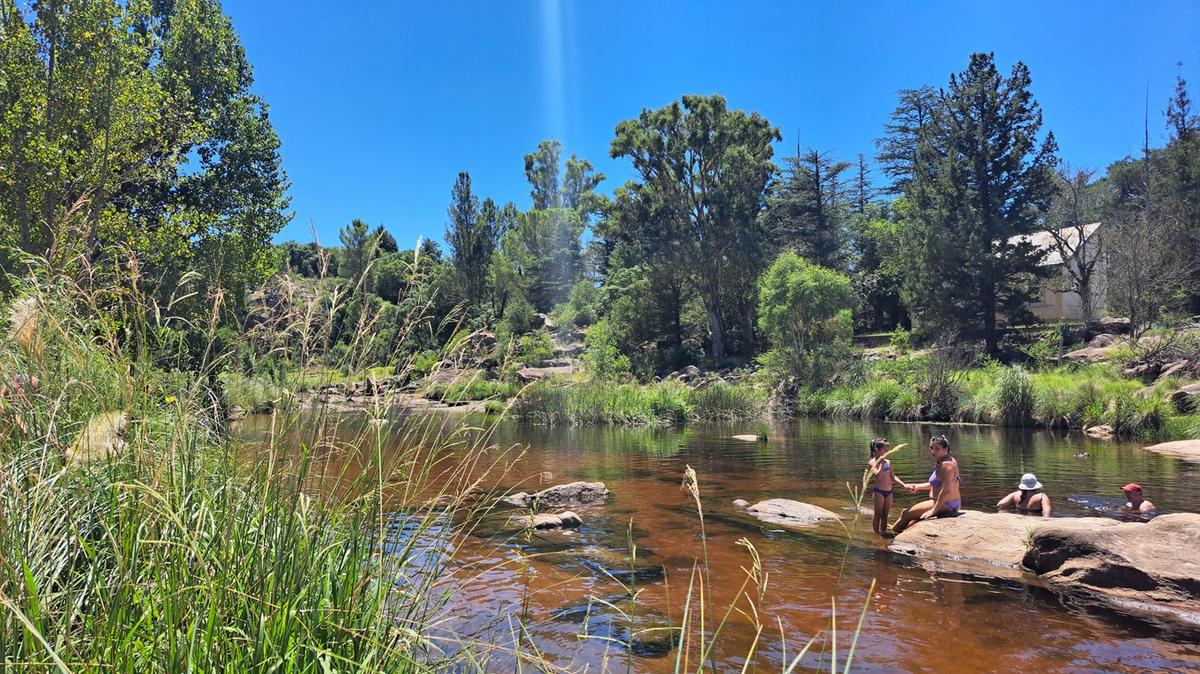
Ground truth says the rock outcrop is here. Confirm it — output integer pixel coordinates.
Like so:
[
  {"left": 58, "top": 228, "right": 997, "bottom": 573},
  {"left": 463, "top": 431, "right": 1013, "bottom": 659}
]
[
  {"left": 1142, "top": 438, "right": 1200, "bottom": 463},
  {"left": 888, "top": 511, "right": 1048, "bottom": 575},
  {"left": 1171, "top": 382, "right": 1200, "bottom": 413},
  {"left": 503, "top": 481, "right": 611, "bottom": 509},
  {"left": 1023, "top": 514, "right": 1200, "bottom": 627},
  {"left": 743, "top": 499, "right": 839, "bottom": 528}
]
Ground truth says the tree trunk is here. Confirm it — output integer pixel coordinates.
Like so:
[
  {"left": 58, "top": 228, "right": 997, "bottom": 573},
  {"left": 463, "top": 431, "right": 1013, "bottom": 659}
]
[{"left": 704, "top": 293, "right": 725, "bottom": 359}]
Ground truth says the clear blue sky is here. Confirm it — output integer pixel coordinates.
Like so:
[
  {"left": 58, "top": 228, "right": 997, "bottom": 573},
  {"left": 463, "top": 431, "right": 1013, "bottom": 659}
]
[{"left": 222, "top": 0, "right": 1200, "bottom": 248}]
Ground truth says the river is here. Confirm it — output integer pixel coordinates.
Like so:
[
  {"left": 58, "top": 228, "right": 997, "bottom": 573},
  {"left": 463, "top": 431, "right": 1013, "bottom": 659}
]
[{"left": 250, "top": 412, "right": 1200, "bottom": 672}]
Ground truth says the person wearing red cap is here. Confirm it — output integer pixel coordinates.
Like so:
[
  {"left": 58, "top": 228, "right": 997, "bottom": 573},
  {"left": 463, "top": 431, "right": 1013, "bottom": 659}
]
[{"left": 1121, "top": 483, "right": 1155, "bottom": 514}]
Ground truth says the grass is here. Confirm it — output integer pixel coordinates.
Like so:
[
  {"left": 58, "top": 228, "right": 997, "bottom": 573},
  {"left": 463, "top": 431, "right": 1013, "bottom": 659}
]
[
  {"left": 511, "top": 380, "right": 767, "bottom": 426},
  {"left": 794, "top": 359, "right": 1192, "bottom": 438}
]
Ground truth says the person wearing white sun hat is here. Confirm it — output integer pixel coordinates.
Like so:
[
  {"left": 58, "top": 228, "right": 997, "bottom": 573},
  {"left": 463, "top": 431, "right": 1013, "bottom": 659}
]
[{"left": 996, "top": 473, "right": 1052, "bottom": 517}]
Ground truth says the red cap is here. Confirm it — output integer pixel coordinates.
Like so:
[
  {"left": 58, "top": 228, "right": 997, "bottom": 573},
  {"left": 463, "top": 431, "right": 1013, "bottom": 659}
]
[{"left": 1122, "top": 483, "right": 1142, "bottom": 494}]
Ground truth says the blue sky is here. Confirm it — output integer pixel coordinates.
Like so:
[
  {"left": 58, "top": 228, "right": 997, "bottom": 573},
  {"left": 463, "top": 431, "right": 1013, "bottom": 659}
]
[{"left": 223, "top": 0, "right": 1200, "bottom": 248}]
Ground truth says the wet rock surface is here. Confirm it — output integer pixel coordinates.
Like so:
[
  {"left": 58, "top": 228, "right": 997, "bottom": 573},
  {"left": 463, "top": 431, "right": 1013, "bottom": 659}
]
[
  {"left": 507, "top": 511, "right": 582, "bottom": 530},
  {"left": 1023, "top": 513, "right": 1200, "bottom": 628},
  {"left": 503, "top": 481, "right": 611, "bottom": 509},
  {"left": 743, "top": 498, "right": 840, "bottom": 528},
  {"left": 888, "top": 511, "right": 1049, "bottom": 575},
  {"left": 550, "top": 594, "right": 677, "bottom": 657}
]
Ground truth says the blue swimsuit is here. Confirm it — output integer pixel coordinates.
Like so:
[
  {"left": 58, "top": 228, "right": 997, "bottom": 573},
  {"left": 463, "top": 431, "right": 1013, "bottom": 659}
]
[{"left": 873, "top": 459, "right": 893, "bottom": 497}]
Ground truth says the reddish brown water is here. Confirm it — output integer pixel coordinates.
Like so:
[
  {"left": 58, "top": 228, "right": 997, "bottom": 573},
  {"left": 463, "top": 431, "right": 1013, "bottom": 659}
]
[{"left": 256, "top": 413, "right": 1200, "bottom": 672}]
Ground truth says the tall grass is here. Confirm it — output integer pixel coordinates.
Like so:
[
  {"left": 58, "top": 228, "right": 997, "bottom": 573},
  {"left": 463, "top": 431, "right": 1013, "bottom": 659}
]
[{"left": 512, "top": 380, "right": 766, "bottom": 426}]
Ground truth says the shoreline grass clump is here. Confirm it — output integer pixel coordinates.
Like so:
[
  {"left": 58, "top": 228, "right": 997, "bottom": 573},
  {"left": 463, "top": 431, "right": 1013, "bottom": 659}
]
[{"left": 511, "top": 380, "right": 766, "bottom": 426}]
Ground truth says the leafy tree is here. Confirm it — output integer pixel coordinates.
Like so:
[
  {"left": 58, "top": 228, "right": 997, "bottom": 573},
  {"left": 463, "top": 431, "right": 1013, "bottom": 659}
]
[
  {"left": 757, "top": 250, "right": 853, "bottom": 384},
  {"left": 890, "top": 54, "right": 1058, "bottom": 353},
  {"left": 582, "top": 317, "right": 631, "bottom": 381},
  {"left": 524, "top": 140, "right": 563, "bottom": 209},
  {"left": 373, "top": 226, "right": 399, "bottom": 254},
  {"left": 611, "top": 94, "right": 780, "bottom": 359},
  {"left": 504, "top": 208, "right": 584, "bottom": 311}
]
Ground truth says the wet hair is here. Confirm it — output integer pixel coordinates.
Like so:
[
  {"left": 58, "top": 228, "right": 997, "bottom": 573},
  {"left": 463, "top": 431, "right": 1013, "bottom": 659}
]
[
  {"left": 930, "top": 435, "right": 950, "bottom": 450},
  {"left": 869, "top": 437, "right": 888, "bottom": 457}
]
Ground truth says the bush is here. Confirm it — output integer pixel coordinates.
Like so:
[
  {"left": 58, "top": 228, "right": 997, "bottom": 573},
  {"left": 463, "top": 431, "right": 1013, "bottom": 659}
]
[
  {"left": 889, "top": 327, "right": 912, "bottom": 354},
  {"left": 1019, "top": 329, "right": 1063, "bottom": 369},
  {"left": 582, "top": 318, "right": 631, "bottom": 381},
  {"left": 994, "top": 366, "right": 1035, "bottom": 426},
  {"left": 757, "top": 251, "right": 854, "bottom": 385},
  {"left": 554, "top": 279, "right": 602, "bottom": 328},
  {"left": 516, "top": 330, "right": 555, "bottom": 364}
]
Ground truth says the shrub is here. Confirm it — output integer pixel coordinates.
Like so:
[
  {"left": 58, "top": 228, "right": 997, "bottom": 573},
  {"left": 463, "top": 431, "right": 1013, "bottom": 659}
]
[
  {"left": 516, "top": 330, "right": 554, "bottom": 364},
  {"left": 994, "top": 366, "right": 1035, "bottom": 426},
  {"left": 889, "top": 327, "right": 912, "bottom": 354},
  {"left": 688, "top": 381, "right": 767, "bottom": 420},
  {"left": 1019, "top": 329, "right": 1063, "bottom": 369},
  {"left": 554, "top": 279, "right": 602, "bottom": 328},
  {"left": 582, "top": 318, "right": 631, "bottom": 381},
  {"left": 757, "top": 251, "right": 854, "bottom": 385}
]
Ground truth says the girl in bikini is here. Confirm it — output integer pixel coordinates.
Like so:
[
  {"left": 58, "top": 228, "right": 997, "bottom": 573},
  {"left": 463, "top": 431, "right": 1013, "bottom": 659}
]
[
  {"left": 867, "top": 438, "right": 910, "bottom": 536},
  {"left": 891, "top": 435, "right": 961, "bottom": 534}
]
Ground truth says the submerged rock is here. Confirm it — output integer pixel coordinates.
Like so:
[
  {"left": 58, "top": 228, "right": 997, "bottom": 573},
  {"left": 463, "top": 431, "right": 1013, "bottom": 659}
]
[
  {"left": 731, "top": 498, "right": 750, "bottom": 508},
  {"left": 1084, "top": 424, "right": 1114, "bottom": 440},
  {"left": 506, "top": 511, "right": 582, "bottom": 531},
  {"left": 503, "top": 481, "right": 611, "bottom": 509},
  {"left": 551, "top": 594, "right": 677, "bottom": 657},
  {"left": 575, "top": 546, "right": 665, "bottom": 584},
  {"left": 744, "top": 499, "right": 839, "bottom": 528},
  {"left": 1023, "top": 513, "right": 1200, "bottom": 628},
  {"left": 67, "top": 411, "right": 128, "bottom": 465},
  {"left": 1142, "top": 438, "right": 1200, "bottom": 463},
  {"left": 730, "top": 434, "right": 760, "bottom": 442}
]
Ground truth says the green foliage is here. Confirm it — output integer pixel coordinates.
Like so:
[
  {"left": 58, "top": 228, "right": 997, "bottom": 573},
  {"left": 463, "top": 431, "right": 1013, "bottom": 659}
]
[
  {"left": 885, "top": 54, "right": 1058, "bottom": 353},
  {"left": 993, "top": 366, "right": 1036, "bottom": 426},
  {"left": 1020, "top": 329, "right": 1064, "bottom": 369},
  {"left": 582, "top": 318, "right": 631, "bottom": 381},
  {"left": 889, "top": 327, "right": 912, "bottom": 354},
  {"left": 757, "top": 250, "right": 854, "bottom": 384},
  {"left": 515, "top": 330, "right": 555, "bottom": 364},
  {"left": 555, "top": 279, "right": 602, "bottom": 327},
  {"left": 611, "top": 94, "right": 780, "bottom": 359},
  {"left": 513, "top": 380, "right": 765, "bottom": 426}
]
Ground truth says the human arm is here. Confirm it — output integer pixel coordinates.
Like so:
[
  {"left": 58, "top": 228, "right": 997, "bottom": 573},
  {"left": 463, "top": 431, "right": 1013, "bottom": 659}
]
[
  {"left": 997, "top": 492, "right": 1016, "bottom": 509},
  {"left": 1041, "top": 495, "right": 1052, "bottom": 518},
  {"left": 868, "top": 458, "right": 882, "bottom": 477},
  {"left": 920, "top": 464, "right": 951, "bottom": 519},
  {"left": 892, "top": 473, "right": 911, "bottom": 492}
]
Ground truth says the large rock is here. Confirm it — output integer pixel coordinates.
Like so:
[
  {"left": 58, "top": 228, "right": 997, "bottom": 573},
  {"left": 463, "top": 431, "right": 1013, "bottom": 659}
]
[
  {"left": 1084, "top": 424, "right": 1115, "bottom": 440},
  {"left": 503, "top": 481, "right": 611, "bottom": 509},
  {"left": 1142, "top": 438, "right": 1200, "bottom": 463},
  {"left": 1171, "top": 382, "right": 1200, "bottom": 413},
  {"left": 516, "top": 365, "right": 577, "bottom": 382},
  {"left": 1023, "top": 514, "right": 1200, "bottom": 627},
  {"left": 67, "top": 411, "right": 128, "bottom": 465},
  {"left": 888, "top": 511, "right": 1051, "bottom": 575},
  {"left": 744, "top": 499, "right": 839, "bottom": 528}
]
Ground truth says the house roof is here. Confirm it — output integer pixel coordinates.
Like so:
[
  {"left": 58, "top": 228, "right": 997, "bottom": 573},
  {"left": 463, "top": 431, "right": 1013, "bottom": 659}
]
[{"left": 1007, "top": 222, "right": 1102, "bottom": 266}]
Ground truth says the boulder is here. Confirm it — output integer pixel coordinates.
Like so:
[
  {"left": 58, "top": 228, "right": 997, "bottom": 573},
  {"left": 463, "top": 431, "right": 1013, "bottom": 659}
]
[
  {"left": 503, "top": 481, "right": 611, "bottom": 509},
  {"left": 1084, "top": 424, "right": 1114, "bottom": 440},
  {"left": 1090, "top": 316, "right": 1132, "bottom": 335},
  {"left": 731, "top": 499, "right": 750, "bottom": 508},
  {"left": 744, "top": 499, "right": 839, "bottom": 528},
  {"left": 1157, "top": 360, "right": 1191, "bottom": 382},
  {"left": 1142, "top": 439, "right": 1200, "bottom": 463},
  {"left": 67, "top": 411, "right": 128, "bottom": 465},
  {"left": 1087, "top": 333, "right": 1118, "bottom": 348},
  {"left": 1023, "top": 514, "right": 1200, "bottom": 627},
  {"left": 1171, "top": 382, "right": 1200, "bottom": 413},
  {"left": 731, "top": 434, "right": 760, "bottom": 442},
  {"left": 506, "top": 511, "right": 582, "bottom": 530},
  {"left": 1064, "top": 344, "right": 1114, "bottom": 364}
]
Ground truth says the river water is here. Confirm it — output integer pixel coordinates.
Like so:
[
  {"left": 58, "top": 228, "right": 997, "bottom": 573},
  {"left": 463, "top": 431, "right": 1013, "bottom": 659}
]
[{"left": 255, "top": 413, "right": 1200, "bottom": 672}]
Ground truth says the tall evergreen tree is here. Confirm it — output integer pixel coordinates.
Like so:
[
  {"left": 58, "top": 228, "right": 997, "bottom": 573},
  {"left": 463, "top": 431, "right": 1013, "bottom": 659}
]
[
  {"left": 893, "top": 54, "right": 1059, "bottom": 353},
  {"left": 763, "top": 147, "right": 851, "bottom": 269},
  {"left": 445, "top": 171, "right": 493, "bottom": 305},
  {"left": 524, "top": 140, "right": 563, "bottom": 209}
]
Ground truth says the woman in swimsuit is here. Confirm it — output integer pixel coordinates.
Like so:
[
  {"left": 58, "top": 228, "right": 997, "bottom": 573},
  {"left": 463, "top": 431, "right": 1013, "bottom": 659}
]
[
  {"left": 997, "top": 473, "right": 1052, "bottom": 517},
  {"left": 891, "top": 435, "right": 961, "bottom": 533},
  {"left": 867, "top": 438, "right": 911, "bottom": 536}
]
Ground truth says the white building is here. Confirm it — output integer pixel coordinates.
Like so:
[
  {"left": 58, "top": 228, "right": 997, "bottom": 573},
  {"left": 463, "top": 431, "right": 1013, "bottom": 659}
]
[{"left": 1009, "top": 222, "right": 1106, "bottom": 322}]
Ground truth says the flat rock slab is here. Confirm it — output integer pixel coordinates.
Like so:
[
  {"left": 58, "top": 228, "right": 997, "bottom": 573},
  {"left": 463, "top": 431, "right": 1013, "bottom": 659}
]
[
  {"left": 1142, "top": 439, "right": 1200, "bottom": 463},
  {"left": 744, "top": 499, "right": 840, "bottom": 528},
  {"left": 889, "top": 510, "right": 1064, "bottom": 576},
  {"left": 730, "top": 434, "right": 761, "bottom": 442},
  {"left": 503, "top": 481, "right": 611, "bottom": 509}
]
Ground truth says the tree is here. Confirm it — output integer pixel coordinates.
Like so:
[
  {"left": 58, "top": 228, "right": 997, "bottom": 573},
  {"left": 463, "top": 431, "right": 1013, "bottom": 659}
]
[
  {"left": 757, "top": 250, "right": 853, "bottom": 384},
  {"left": 611, "top": 94, "right": 779, "bottom": 359},
  {"left": 373, "top": 226, "right": 399, "bottom": 254},
  {"left": 890, "top": 54, "right": 1059, "bottom": 353},
  {"left": 875, "top": 86, "right": 938, "bottom": 197},
  {"left": 338, "top": 219, "right": 375, "bottom": 288},
  {"left": 1045, "top": 164, "right": 1105, "bottom": 322},
  {"left": 524, "top": 140, "right": 563, "bottom": 209},
  {"left": 1163, "top": 68, "right": 1200, "bottom": 311},
  {"left": 763, "top": 147, "right": 851, "bottom": 269},
  {"left": 444, "top": 171, "right": 495, "bottom": 305}
]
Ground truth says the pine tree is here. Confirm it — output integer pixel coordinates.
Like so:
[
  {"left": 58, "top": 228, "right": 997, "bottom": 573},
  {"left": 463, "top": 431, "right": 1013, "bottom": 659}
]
[{"left": 764, "top": 147, "right": 851, "bottom": 269}]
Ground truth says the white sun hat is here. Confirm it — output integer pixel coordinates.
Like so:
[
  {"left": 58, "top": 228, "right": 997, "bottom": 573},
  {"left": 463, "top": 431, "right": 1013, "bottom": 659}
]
[{"left": 1019, "top": 473, "right": 1043, "bottom": 491}]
